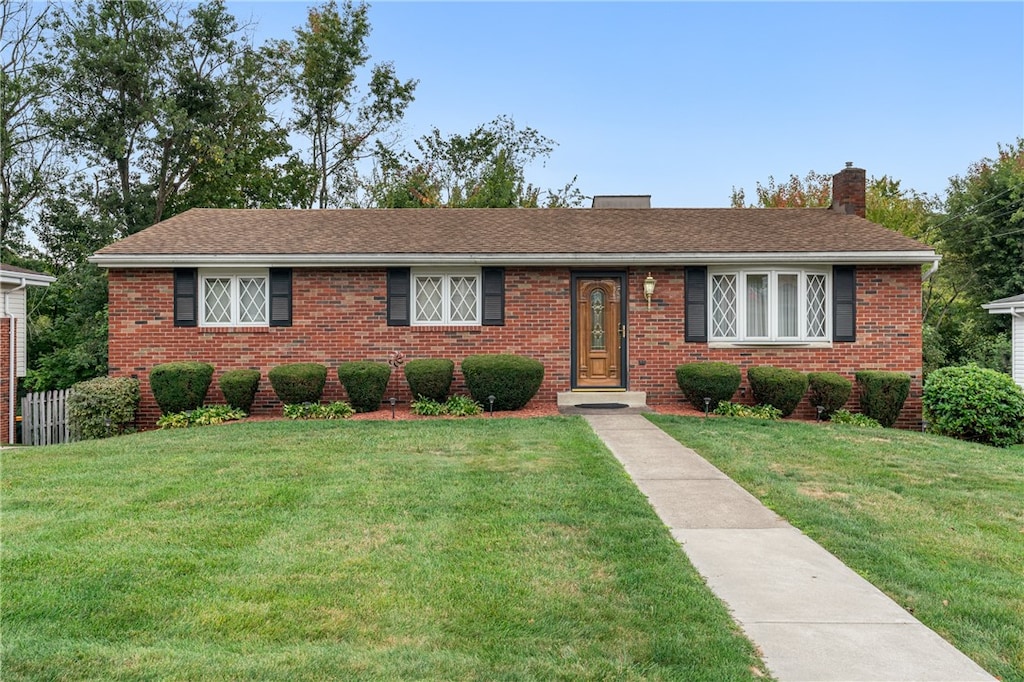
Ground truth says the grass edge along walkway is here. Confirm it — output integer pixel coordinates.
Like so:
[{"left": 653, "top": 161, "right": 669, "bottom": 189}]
[
  {"left": 647, "top": 413, "right": 1024, "bottom": 682},
  {"left": 2, "top": 417, "right": 772, "bottom": 681}
]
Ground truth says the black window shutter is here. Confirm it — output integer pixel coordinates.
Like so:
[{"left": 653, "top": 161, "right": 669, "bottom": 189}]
[
  {"left": 174, "top": 268, "right": 198, "bottom": 327},
  {"left": 387, "top": 268, "right": 411, "bottom": 326},
  {"left": 269, "top": 268, "right": 292, "bottom": 327},
  {"left": 481, "top": 267, "right": 505, "bottom": 326},
  {"left": 684, "top": 266, "right": 708, "bottom": 342},
  {"left": 833, "top": 265, "right": 856, "bottom": 342}
]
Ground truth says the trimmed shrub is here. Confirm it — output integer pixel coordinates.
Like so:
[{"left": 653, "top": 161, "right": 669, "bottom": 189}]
[
  {"left": 461, "top": 354, "right": 544, "bottom": 411},
  {"left": 923, "top": 365, "right": 1024, "bottom": 447},
  {"left": 807, "top": 372, "right": 853, "bottom": 419},
  {"left": 219, "top": 369, "right": 261, "bottom": 413},
  {"left": 674, "top": 362, "right": 741, "bottom": 411},
  {"left": 150, "top": 361, "right": 214, "bottom": 414},
  {"left": 268, "top": 363, "right": 327, "bottom": 404},
  {"left": 855, "top": 371, "right": 911, "bottom": 428},
  {"left": 404, "top": 358, "right": 454, "bottom": 402},
  {"left": 747, "top": 366, "right": 808, "bottom": 417},
  {"left": 337, "top": 361, "right": 392, "bottom": 413},
  {"left": 67, "top": 376, "right": 140, "bottom": 440}
]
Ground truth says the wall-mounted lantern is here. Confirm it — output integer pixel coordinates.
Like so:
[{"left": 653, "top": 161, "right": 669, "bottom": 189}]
[{"left": 643, "top": 273, "right": 656, "bottom": 310}]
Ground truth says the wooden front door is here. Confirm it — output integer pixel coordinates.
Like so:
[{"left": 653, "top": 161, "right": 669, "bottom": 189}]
[{"left": 574, "top": 274, "right": 626, "bottom": 388}]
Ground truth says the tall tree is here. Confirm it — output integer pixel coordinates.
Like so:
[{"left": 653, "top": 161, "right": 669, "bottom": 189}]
[
  {"left": 289, "top": 0, "right": 417, "bottom": 208},
  {"left": 730, "top": 171, "right": 832, "bottom": 208},
  {"left": 0, "top": 0, "right": 59, "bottom": 257},
  {"left": 46, "top": 0, "right": 295, "bottom": 234},
  {"left": 369, "top": 115, "right": 583, "bottom": 208}
]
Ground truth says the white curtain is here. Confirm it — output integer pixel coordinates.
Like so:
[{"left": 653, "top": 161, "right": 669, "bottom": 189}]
[
  {"left": 778, "top": 274, "right": 799, "bottom": 337},
  {"left": 746, "top": 274, "right": 768, "bottom": 336}
]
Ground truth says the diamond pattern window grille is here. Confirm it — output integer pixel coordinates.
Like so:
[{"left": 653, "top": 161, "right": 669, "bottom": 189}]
[
  {"left": 204, "top": 278, "right": 232, "bottom": 324},
  {"left": 449, "top": 276, "right": 478, "bottom": 322},
  {"left": 711, "top": 274, "right": 737, "bottom": 338},
  {"left": 415, "top": 276, "right": 443, "bottom": 323},
  {"left": 238, "top": 277, "right": 267, "bottom": 324},
  {"left": 806, "top": 274, "right": 827, "bottom": 338}
]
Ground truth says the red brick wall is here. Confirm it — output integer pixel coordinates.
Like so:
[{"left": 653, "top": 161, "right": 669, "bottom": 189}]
[
  {"left": 108, "top": 265, "right": 924, "bottom": 429},
  {"left": 1, "top": 317, "right": 11, "bottom": 444}
]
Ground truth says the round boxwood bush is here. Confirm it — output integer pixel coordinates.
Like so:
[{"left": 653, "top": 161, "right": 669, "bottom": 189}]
[
  {"left": 807, "top": 372, "right": 853, "bottom": 419},
  {"left": 268, "top": 363, "right": 327, "bottom": 405},
  {"left": 149, "top": 361, "right": 214, "bottom": 414},
  {"left": 461, "top": 354, "right": 544, "bottom": 411},
  {"left": 404, "top": 358, "right": 454, "bottom": 402},
  {"left": 855, "top": 370, "right": 911, "bottom": 428},
  {"left": 674, "top": 362, "right": 742, "bottom": 411},
  {"left": 923, "top": 365, "right": 1024, "bottom": 447},
  {"left": 747, "top": 366, "right": 808, "bottom": 417},
  {"left": 337, "top": 361, "right": 392, "bottom": 413},
  {"left": 219, "top": 369, "right": 261, "bottom": 413}
]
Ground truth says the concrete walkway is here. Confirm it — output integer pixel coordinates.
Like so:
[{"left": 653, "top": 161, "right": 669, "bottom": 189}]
[{"left": 584, "top": 414, "right": 996, "bottom": 682}]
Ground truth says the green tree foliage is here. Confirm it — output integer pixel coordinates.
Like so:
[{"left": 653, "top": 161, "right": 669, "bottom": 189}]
[
  {"left": 289, "top": 0, "right": 417, "bottom": 208},
  {"left": 368, "top": 115, "right": 583, "bottom": 208},
  {"left": 0, "top": 1, "right": 59, "bottom": 257}
]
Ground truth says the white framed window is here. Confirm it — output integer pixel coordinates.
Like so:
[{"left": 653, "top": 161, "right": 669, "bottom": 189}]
[
  {"left": 412, "top": 269, "right": 480, "bottom": 325},
  {"left": 200, "top": 270, "right": 268, "bottom": 326},
  {"left": 709, "top": 268, "right": 830, "bottom": 342}
]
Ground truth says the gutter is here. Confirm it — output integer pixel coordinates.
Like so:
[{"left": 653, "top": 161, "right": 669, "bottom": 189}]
[
  {"left": 4, "top": 278, "right": 27, "bottom": 445},
  {"left": 89, "top": 250, "right": 942, "bottom": 269},
  {"left": 922, "top": 256, "right": 941, "bottom": 282}
]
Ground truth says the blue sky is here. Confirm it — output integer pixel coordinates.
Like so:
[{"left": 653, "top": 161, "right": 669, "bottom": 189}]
[{"left": 228, "top": 1, "right": 1024, "bottom": 207}]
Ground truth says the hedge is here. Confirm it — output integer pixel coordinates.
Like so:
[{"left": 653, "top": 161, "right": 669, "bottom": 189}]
[
  {"left": 923, "top": 365, "right": 1024, "bottom": 447},
  {"left": 67, "top": 376, "right": 140, "bottom": 440},
  {"left": 337, "top": 361, "right": 392, "bottom": 413},
  {"left": 461, "top": 354, "right": 544, "bottom": 411},
  {"left": 404, "top": 358, "right": 454, "bottom": 402},
  {"left": 268, "top": 363, "right": 328, "bottom": 404},
  {"left": 674, "top": 362, "right": 741, "bottom": 411},
  {"left": 747, "top": 366, "right": 808, "bottom": 417},
  {"left": 149, "top": 361, "right": 214, "bottom": 414},
  {"left": 855, "top": 371, "right": 911, "bottom": 428},
  {"left": 807, "top": 372, "right": 853, "bottom": 419},
  {"left": 219, "top": 369, "right": 261, "bottom": 413}
]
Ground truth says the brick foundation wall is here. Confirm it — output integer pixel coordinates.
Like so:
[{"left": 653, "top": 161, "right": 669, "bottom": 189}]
[
  {"left": 108, "top": 264, "right": 924, "bottom": 430},
  {"left": 1, "top": 317, "right": 11, "bottom": 444}
]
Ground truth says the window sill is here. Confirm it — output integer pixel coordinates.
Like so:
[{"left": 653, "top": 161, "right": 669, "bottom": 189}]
[
  {"left": 200, "top": 326, "right": 270, "bottom": 334},
  {"left": 708, "top": 340, "right": 833, "bottom": 349},
  {"left": 410, "top": 325, "right": 483, "bottom": 332}
]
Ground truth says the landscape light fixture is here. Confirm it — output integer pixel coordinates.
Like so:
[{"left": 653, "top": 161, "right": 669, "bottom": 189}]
[
  {"left": 643, "top": 273, "right": 656, "bottom": 310},
  {"left": 389, "top": 396, "right": 396, "bottom": 419},
  {"left": 488, "top": 395, "right": 496, "bottom": 416},
  {"left": 703, "top": 396, "right": 712, "bottom": 418},
  {"left": 816, "top": 405, "right": 825, "bottom": 422}
]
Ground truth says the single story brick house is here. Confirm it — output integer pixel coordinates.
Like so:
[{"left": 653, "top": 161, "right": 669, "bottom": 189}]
[
  {"left": 90, "top": 165, "right": 938, "bottom": 428},
  {"left": 982, "top": 293, "right": 1024, "bottom": 388}
]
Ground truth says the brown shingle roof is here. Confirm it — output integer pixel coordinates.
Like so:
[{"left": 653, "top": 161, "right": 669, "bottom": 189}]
[{"left": 91, "top": 207, "right": 936, "bottom": 265}]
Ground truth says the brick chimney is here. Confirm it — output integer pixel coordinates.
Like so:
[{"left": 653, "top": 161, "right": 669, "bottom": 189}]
[{"left": 831, "top": 162, "right": 866, "bottom": 218}]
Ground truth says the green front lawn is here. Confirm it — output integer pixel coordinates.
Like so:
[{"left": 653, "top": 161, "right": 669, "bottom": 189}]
[
  {"left": 2, "top": 418, "right": 769, "bottom": 681},
  {"left": 649, "top": 414, "right": 1024, "bottom": 682}
]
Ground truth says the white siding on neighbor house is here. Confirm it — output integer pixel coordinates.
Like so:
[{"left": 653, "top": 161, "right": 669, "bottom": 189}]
[
  {"left": 1, "top": 284, "right": 28, "bottom": 377},
  {"left": 1013, "top": 315, "right": 1024, "bottom": 389}
]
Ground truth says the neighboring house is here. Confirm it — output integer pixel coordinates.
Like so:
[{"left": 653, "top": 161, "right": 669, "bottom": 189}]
[
  {"left": 90, "top": 164, "right": 939, "bottom": 428},
  {"left": 982, "top": 293, "right": 1024, "bottom": 388},
  {"left": 1, "top": 264, "right": 56, "bottom": 444}
]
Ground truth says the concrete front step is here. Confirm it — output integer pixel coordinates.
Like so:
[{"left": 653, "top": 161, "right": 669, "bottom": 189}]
[{"left": 556, "top": 391, "right": 649, "bottom": 415}]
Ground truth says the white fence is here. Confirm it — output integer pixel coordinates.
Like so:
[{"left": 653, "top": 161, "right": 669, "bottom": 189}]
[{"left": 20, "top": 389, "right": 71, "bottom": 445}]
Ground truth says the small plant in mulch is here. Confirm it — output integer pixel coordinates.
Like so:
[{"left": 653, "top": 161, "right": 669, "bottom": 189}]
[
  {"left": 713, "top": 401, "right": 782, "bottom": 420},
  {"left": 411, "top": 395, "right": 482, "bottom": 417},
  {"left": 282, "top": 401, "right": 354, "bottom": 420},
  {"left": 156, "top": 405, "right": 246, "bottom": 429},
  {"left": 829, "top": 409, "right": 882, "bottom": 428}
]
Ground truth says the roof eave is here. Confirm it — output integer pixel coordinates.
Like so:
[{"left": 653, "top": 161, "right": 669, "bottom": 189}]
[
  {"left": 1, "top": 272, "right": 56, "bottom": 286},
  {"left": 89, "top": 250, "right": 940, "bottom": 269}
]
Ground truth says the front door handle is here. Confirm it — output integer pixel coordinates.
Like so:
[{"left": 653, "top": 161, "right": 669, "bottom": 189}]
[{"left": 618, "top": 324, "right": 627, "bottom": 339}]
